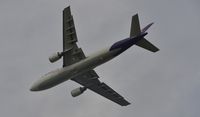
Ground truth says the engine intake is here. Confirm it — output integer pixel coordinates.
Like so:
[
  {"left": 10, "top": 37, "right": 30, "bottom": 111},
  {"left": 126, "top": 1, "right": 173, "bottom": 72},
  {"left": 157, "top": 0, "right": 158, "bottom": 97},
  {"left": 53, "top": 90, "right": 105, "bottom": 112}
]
[
  {"left": 71, "top": 87, "right": 87, "bottom": 97},
  {"left": 49, "top": 52, "right": 62, "bottom": 63}
]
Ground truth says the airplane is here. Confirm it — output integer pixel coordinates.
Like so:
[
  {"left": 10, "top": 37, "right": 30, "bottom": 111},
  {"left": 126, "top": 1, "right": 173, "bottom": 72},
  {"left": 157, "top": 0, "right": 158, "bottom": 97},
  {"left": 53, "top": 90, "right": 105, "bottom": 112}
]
[{"left": 30, "top": 6, "right": 159, "bottom": 106}]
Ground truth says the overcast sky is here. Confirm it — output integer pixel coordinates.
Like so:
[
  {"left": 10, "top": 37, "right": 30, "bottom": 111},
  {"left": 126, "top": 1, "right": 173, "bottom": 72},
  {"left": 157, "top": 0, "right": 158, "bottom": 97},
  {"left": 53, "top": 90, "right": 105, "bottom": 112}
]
[{"left": 0, "top": 0, "right": 200, "bottom": 117}]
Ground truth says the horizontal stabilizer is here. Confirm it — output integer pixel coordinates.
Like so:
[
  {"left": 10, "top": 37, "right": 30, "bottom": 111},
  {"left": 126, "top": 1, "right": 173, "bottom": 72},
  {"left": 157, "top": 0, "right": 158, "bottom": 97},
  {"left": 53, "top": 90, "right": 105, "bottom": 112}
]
[
  {"left": 136, "top": 38, "right": 159, "bottom": 52},
  {"left": 141, "top": 22, "right": 154, "bottom": 33}
]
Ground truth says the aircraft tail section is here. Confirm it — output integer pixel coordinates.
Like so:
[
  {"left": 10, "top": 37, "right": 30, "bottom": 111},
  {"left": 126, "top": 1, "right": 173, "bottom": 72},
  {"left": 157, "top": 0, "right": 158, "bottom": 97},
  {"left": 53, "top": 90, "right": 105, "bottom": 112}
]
[{"left": 130, "top": 14, "right": 159, "bottom": 52}]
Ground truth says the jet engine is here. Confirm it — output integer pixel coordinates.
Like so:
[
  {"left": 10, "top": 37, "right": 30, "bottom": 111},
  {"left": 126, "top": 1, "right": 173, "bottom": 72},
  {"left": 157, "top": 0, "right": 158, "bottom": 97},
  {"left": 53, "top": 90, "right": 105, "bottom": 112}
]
[
  {"left": 49, "top": 52, "right": 62, "bottom": 63},
  {"left": 71, "top": 87, "right": 87, "bottom": 97}
]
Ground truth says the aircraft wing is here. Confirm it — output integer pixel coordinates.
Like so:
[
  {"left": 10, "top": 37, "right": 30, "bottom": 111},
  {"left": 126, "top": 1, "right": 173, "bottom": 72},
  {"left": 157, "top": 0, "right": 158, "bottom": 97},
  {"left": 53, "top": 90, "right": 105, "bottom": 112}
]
[
  {"left": 71, "top": 70, "right": 130, "bottom": 106},
  {"left": 63, "top": 6, "right": 86, "bottom": 67}
]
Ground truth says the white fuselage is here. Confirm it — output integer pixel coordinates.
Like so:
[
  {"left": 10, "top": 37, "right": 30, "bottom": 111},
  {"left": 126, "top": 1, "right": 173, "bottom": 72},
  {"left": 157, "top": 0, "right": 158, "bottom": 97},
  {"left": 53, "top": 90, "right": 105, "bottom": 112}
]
[{"left": 30, "top": 48, "right": 120, "bottom": 91}]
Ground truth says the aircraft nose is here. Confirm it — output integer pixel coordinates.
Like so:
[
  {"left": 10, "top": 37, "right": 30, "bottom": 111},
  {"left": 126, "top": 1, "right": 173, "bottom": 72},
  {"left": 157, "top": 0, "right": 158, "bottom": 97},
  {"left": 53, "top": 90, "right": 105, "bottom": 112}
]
[{"left": 30, "top": 83, "right": 40, "bottom": 91}]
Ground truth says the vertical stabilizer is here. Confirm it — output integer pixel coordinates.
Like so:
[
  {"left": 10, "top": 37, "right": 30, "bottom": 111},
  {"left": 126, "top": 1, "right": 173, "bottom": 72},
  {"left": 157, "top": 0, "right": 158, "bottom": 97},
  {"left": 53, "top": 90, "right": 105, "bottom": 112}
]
[{"left": 130, "top": 14, "right": 141, "bottom": 37}]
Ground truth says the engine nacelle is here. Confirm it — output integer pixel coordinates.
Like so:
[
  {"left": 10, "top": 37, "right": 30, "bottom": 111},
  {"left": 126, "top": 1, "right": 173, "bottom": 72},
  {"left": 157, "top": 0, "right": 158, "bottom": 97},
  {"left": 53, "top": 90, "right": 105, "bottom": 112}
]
[
  {"left": 71, "top": 87, "right": 87, "bottom": 97},
  {"left": 49, "top": 52, "right": 62, "bottom": 63}
]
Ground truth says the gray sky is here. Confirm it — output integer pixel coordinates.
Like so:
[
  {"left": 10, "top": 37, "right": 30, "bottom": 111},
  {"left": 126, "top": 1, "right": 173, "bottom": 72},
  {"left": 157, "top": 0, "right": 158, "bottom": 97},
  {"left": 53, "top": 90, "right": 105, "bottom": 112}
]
[{"left": 0, "top": 0, "right": 200, "bottom": 117}]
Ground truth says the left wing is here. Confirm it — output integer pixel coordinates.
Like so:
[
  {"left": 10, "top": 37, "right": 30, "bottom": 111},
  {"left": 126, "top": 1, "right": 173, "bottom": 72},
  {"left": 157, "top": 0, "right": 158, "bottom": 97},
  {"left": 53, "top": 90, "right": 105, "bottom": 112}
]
[{"left": 71, "top": 70, "right": 130, "bottom": 106}]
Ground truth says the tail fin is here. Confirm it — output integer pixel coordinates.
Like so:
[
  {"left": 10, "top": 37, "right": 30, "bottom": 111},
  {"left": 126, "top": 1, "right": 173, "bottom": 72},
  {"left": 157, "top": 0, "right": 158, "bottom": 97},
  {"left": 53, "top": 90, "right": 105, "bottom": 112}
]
[
  {"left": 130, "top": 14, "right": 159, "bottom": 52},
  {"left": 130, "top": 14, "right": 141, "bottom": 37}
]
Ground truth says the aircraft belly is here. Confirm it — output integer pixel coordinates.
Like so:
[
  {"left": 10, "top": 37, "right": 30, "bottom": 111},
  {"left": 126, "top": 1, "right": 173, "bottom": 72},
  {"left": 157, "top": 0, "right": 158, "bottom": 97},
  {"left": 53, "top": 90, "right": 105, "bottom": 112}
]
[
  {"left": 72, "top": 48, "right": 118, "bottom": 71},
  {"left": 33, "top": 67, "right": 77, "bottom": 91},
  {"left": 31, "top": 48, "right": 119, "bottom": 91}
]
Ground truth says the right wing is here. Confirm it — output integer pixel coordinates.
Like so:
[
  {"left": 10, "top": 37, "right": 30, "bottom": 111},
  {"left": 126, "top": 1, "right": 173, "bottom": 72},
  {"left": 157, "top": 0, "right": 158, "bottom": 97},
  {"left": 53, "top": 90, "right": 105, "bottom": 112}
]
[
  {"left": 63, "top": 6, "right": 86, "bottom": 67},
  {"left": 72, "top": 70, "right": 130, "bottom": 106}
]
